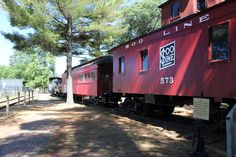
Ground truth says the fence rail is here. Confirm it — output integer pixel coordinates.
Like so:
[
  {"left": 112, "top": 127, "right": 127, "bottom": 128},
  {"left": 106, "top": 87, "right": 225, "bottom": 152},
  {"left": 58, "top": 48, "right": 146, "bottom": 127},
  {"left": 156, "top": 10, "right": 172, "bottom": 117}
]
[{"left": 0, "top": 91, "right": 34, "bottom": 116}]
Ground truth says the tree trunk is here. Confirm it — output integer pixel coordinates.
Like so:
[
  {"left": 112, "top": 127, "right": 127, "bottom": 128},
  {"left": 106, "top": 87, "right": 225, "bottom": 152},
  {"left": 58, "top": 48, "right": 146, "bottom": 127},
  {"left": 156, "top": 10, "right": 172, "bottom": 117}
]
[{"left": 66, "top": 17, "right": 74, "bottom": 104}]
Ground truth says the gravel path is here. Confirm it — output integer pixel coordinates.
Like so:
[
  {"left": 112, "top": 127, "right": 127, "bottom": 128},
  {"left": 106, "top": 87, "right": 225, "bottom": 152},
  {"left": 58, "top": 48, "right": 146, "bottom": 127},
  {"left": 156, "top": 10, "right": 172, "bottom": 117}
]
[{"left": 0, "top": 94, "right": 60, "bottom": 157}]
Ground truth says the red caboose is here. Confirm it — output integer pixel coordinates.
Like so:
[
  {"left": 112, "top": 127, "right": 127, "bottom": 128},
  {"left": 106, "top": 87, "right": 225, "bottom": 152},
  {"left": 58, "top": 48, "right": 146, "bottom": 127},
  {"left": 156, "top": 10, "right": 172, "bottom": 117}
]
[
  {"left": 62, "top": 56, "right": 113, "bottom": 100},
  {"left": 110, "top": 0, "right": 236, "bottom": 113}
]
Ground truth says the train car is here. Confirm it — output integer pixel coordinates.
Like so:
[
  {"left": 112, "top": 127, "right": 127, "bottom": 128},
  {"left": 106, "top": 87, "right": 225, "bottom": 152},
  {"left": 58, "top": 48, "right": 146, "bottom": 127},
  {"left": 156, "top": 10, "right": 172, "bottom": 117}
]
[
  {"left": 62, "top": 56, "right": 113, "bottom": 101},
  {"left": 110, "top": 0, "right": 236, "bottom": 114},
  {"left": 48, "top": 77, "right": 62, "bottom": 96}
]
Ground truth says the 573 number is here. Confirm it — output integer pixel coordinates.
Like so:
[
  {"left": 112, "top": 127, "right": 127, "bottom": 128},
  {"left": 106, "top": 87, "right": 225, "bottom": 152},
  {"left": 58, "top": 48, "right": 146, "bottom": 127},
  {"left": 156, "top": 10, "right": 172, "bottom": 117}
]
[{"left": 160, "top": 76, "right": 174, "bottom": 84}]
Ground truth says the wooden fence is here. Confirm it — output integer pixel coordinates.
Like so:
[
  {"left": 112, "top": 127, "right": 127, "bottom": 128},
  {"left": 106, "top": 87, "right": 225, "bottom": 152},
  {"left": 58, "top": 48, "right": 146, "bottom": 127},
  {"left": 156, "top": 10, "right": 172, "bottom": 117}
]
[{"left": 0, "top": 90, "right": 34, "bottom": 116}]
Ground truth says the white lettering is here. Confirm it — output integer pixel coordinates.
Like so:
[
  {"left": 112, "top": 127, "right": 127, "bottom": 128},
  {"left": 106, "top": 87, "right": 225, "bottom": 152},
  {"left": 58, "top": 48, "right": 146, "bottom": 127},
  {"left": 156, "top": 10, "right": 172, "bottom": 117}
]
[
  {"left": 139, "top": 39, "right": 143, "bottom": 44},
  {"left": 126, "top": 14, "right": 211, "bottom": 49},
  {"left": 160, "top": 76, "right": 174, "bottom": 84},
  {"left": 125, "top": 38, "right": 144, "bottom": 49},
  {"left": 184, "top": 21, "right": 192, "bottom": 28},
  {"left": 163, "top": 30, "right": 170, "bottom": 36},
  {"left": 199, "top": 14, "right": 209, "bottom": 23},
  {"left": 175, "top": 26, "right": 178, "bottom": 31}
]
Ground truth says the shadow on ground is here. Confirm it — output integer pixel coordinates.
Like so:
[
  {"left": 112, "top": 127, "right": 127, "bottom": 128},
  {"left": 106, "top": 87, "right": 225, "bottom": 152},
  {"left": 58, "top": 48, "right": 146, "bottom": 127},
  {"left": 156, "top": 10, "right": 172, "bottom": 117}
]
[
  {"left": 37, "top": 105, "right": 192, "bottom": 157},
  {"left": 20, "top": 119, "right": 58, "bottom": 131},
  {"left": 0, "top": 133, "right": 52, "bottom": 156},
  {"left": 0, "top": 98, "right": 225, "bottom": 157}
]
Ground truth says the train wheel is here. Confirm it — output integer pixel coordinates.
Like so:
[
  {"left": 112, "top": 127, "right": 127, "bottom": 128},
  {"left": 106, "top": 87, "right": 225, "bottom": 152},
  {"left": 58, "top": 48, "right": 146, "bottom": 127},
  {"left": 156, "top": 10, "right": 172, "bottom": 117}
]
[
  {"left": 160, "top": 106, "right": 175, "bottom": 115},
  {"left": 102, "top": 101, "right": 109, "bottom": 107},
  {"left": 127, "top": 100, "right": 136, "bottom": 113},
  {"left": 142, "top": 103, "right": 153, "bottom": 116},
  {"left": 121, "top": 98, "right": 134, "bottom": 112},
  {"left": 74, "top": 95, "right": 82, "bottom": 103},
  {"left": 133, "top": 101, "right": 143, "bottom": 115}
]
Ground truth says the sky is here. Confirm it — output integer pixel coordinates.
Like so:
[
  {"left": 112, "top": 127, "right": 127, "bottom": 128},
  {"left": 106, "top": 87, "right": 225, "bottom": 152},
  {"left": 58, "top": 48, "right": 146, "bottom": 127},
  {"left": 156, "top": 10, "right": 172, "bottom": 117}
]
[{"left": 0, "top": 10, "right": 14, "bottom": 65}]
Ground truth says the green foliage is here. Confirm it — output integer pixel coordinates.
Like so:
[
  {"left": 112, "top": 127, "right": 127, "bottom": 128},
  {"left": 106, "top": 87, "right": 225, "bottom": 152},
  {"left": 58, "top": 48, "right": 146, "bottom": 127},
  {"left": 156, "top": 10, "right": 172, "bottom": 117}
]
[
  {"left": 116, "top": 0, "right": 162, "bottom": 43},
  {"left": 1, "top": 49, "right": 55, "bottom": 89},
  {"left": 0, "top": 65, "right": 12, "bottom": 78},
  {"left": 80, "top": 0, "right": 126, "bottom": 56},
  {"left": 2, "top": 0, "right": 125, "bottom": 56}
]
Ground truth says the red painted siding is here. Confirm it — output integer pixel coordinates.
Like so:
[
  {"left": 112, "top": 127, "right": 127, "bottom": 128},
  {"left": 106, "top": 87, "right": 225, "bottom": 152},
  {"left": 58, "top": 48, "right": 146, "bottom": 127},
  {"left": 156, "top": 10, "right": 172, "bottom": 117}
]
[
  {"left": 112, "top": 1, "right": 236, "bottom": 100},
  {"left": 206, "top": 0, "right": 225, "bottom": 8},
  {"left": 160, "top": 0, "right": 225, "bottom": 26},
  {"left": 72, "top": 64, "right": 98, "bottom": 96},
  {"left": 161, "top": 0, "right": 195, "bottom": 26}
]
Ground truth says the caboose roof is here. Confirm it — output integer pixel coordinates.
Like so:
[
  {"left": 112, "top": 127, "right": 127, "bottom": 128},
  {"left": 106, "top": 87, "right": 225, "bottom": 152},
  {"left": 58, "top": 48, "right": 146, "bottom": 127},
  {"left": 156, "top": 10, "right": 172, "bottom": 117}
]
[
  {"left": 158, "top": 0, "right": 175, "bottom": 8},
  {"left": 108, "top": 0, "right": 231, "bottom": 54},
  {"left": 63, "top": 55, "right": 112, "bottom": 74},
  {"left": 72, "top": 55, "right": 113, "bottom": 70},
  {"left": 49, "top": 77, "right": 61, "bottom": 80}
]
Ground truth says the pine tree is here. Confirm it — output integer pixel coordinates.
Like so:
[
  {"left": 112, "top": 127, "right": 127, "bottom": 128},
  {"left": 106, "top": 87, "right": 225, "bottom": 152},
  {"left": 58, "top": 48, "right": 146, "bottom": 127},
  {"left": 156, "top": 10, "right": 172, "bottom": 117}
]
[
  {"left": 116, "top": 0, "right": 162, "bottom": 43},
  {"left": 2, "top": 0, "right": 124, "bottom": 104}
]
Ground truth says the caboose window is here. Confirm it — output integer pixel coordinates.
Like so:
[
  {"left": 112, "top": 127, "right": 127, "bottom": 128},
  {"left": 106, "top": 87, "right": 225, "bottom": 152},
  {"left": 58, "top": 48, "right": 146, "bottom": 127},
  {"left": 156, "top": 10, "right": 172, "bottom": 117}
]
[
  {"left": 171, "top": 1, "right": 180, "bottom": 18},
  {"left": 79, "top": 75, "right": 83, "bottom": 82},
  {"left": 91, "top": 71, "right": 96, "bottom": 80},
  {"left": 140, "top": 49, "right": 148, "bottom": 71},
  {"left": 209, "top": 23, "right": 229, "bottom": 61},
  {"left": 197, "top": 0, "right": 206, "bottom": 11},
  {"left": 119, "top": 57, "right": 125, "bottom": 74}
]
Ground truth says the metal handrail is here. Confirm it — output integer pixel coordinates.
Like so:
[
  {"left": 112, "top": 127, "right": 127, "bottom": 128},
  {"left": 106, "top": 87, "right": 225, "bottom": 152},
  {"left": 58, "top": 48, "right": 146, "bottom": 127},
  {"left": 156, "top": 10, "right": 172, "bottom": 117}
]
[{"left": 226, "top": 104, "right": 236, "bottom": 157}]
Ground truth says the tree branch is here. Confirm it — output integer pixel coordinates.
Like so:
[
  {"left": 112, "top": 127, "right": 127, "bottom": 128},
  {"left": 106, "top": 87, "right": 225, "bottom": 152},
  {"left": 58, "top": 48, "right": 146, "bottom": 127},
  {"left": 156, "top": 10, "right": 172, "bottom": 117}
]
[
  {"left": 53, "top": 17, "right": 66, "bottom": 26},
  {"left": 53, "top": 0, "right": 68, "bottom": 20},
  {"left": 152, "top": 14, "right": 160, "bottom": 31}
]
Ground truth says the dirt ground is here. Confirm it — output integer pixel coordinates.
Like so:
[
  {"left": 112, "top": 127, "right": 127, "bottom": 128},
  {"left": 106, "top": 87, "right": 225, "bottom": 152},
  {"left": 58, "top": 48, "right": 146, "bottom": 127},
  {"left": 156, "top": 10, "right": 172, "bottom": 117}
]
[{"left": 0, "top": 94, "right": 226, "bottom": 157}]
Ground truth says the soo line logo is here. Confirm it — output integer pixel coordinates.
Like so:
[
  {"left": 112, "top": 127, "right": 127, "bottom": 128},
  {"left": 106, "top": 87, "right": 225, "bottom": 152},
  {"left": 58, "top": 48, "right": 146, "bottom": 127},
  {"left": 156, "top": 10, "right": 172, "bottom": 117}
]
[{"left": 159, "top": 41, "right": 175, "bottom": 70}]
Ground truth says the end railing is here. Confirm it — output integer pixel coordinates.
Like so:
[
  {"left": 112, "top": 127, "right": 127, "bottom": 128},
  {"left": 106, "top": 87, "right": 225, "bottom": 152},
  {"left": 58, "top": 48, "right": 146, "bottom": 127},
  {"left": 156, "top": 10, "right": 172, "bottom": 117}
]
[{"left": 226, "top": 104, "right": 236, "bottom": 157}]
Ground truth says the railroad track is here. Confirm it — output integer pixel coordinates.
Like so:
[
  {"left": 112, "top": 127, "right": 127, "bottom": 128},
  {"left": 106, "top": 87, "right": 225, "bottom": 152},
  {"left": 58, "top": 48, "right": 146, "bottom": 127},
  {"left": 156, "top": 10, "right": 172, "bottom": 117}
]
[
  {"left": 86, "top": 101, "right": 194, "bottom": 134},
  {"left": 85, "top": 100, "right": 226, "bottom": 155}
]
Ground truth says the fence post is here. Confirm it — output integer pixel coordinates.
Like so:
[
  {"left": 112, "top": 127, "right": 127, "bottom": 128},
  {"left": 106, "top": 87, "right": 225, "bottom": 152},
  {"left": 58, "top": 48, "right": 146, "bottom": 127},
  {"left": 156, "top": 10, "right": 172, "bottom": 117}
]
[
  {"left": 6, "top": 95, "right": 9, "bottom": 116},
  {"left": 24, "top": 91, "right": 26, "bottom": 106},
  {"left": 28, "top": 90, "right": 30, "bottom": 104},
  {"left": 18, "top": 91, "right": 20, "bottom": 108}
]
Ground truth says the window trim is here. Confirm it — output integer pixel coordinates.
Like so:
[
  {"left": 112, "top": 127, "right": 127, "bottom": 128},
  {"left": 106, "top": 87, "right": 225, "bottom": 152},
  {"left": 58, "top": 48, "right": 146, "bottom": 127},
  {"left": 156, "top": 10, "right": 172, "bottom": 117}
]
[
  {"left": 140, "top": 49, "right": 149, "bottom": 72},
  {"left": 77, "top": 70, "right": 97, "bottom": 84},
  {"left": 208, "top": 21, "right": 231, "bottom": 64},
  {"left": 118, "top": 56, "right": 125, "bottom": 74},
  {"left": 171, "top": 1, "right": 181, "bottom": 19},
  {"left": 197, "top": 0, "right": 206, "bottom": 12}
]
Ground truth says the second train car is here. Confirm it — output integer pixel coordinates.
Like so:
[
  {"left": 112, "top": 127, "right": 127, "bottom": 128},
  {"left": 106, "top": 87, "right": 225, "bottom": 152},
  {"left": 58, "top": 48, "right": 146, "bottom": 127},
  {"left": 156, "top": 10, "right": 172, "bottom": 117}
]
[{"left": 62, "top": 56, "right": 113, "bottom": 103}]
